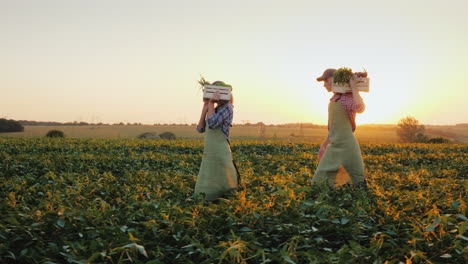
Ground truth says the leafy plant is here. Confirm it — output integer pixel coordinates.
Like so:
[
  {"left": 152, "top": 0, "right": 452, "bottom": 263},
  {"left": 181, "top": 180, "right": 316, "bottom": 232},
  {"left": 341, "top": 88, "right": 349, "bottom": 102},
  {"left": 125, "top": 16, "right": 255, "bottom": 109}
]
[
  {"left": 159, "top": 131, "right": 176, "bottom": 140},
  {"left": 46, "top": 129, "right": 65, "bottom": 138},
  {"left": 198, "top": 76, "right": 232, "bottom": 90},
  {"left": 332, "top": 67, "right": 354, "bottom": 85},
  {"left": 198, "top": 75, "right": 211, "bottom": 91},
  {"left": 427, "top": 137, "right": 450, "bottom": 144},
  {"left": 137, "top": 132, "right": 159, "bottom": 139}
]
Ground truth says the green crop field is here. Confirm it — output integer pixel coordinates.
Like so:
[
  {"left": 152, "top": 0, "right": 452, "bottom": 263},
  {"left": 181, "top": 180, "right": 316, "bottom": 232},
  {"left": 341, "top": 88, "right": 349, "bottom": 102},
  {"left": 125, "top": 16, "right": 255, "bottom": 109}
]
[{"left": 0, "top": 138, "right": 467, "bottom": 263}]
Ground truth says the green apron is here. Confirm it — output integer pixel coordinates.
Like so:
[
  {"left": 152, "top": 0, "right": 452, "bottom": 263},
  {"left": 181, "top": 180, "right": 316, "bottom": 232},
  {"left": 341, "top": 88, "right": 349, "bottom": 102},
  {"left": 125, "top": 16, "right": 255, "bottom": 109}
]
[
  {"left": 194, "top": 124, "right": 239, "bottom": 200},
  {"left": 312, "top": 101, "right": 365, "bottom": 186}
]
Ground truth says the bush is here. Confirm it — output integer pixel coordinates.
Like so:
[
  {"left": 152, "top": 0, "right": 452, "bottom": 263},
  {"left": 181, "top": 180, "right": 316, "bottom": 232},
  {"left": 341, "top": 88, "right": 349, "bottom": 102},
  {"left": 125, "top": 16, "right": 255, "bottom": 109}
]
[
  {"left": 137, "top": 132, "right": 160, "bottom": 139},
  {"left": 427, "top": 137, "right": 450, "bottom": 144},
  {"left": 159, "top": 132, "right": 176, "bottom": 140},
  {"left": 415, "top": 132, "right": 429, "bottom": 143},
  {"left": 0, "top": 118, "right": 24, "bottom": 132},
  {"left": 46, "top": 130, "right": 65, "bottom": 138}
]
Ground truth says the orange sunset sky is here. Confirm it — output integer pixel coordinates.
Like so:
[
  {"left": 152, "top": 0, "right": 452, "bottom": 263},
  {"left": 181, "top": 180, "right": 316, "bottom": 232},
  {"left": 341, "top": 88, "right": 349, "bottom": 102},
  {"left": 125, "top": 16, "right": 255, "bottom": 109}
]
[{"left": 2, "top": 0, "right": 467, "bottom": 125}]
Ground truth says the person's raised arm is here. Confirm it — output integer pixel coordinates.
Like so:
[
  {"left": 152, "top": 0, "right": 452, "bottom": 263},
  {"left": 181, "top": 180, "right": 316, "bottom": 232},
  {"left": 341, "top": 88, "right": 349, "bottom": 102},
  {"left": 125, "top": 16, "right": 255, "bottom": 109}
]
[
  {"left": 350, "top": 76, "right": 365, "bottom": 113},
  {"left": 206, "top": 91, "right": 220, "bottom": 118},
  {"left": 196, "top": 101, "right": 209, "bottom": 133}
]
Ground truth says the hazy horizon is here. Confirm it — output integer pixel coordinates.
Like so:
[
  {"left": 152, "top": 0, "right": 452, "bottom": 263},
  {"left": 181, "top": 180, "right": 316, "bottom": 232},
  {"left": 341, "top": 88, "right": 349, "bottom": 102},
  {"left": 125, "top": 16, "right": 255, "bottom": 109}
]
[
  {"left": 2, "top": 0, "right": 467, "bottom": 126},
  {"left": 7, "top": 117, "right": 468, "bottom": 127}
]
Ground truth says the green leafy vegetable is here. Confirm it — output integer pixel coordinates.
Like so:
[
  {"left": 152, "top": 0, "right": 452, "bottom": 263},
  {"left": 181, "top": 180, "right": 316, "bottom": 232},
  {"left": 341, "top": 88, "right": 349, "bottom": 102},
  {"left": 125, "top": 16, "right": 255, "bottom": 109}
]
[{"left": 333, "top": 67, "right": 354, "bottom": 85}]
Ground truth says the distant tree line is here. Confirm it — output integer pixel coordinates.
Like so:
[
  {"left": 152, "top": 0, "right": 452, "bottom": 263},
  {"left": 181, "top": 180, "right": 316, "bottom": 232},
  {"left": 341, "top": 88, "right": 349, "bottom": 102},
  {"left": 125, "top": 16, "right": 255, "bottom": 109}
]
[
  {"left": 18, "top": 120, "right": 151, "bottom": 126},
  {"left": 19, "top": 120, "right": 107, "bottom": 126},
  {"left": 16, "top": 120, "right": 326, "bottom": 128},
  {"left": 239, "top": 122, "right": 326, "bottom": 128},
  {"left": 0, "top": 119, "right": 24, "bottom": 132}
]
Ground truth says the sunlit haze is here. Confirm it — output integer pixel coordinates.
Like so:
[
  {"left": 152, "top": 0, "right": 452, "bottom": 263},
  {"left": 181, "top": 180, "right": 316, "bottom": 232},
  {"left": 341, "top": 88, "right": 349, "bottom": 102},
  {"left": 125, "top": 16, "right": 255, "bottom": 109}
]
[{"left": 2, "top": 0, "right": 467, "bottom": 125}]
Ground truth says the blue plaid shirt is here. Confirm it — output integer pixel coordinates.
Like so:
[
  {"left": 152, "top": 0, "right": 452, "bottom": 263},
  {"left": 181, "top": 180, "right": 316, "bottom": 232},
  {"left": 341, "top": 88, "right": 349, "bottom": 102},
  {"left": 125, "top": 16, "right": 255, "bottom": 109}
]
[{"left": 197, "top": 104, "right": 234, "bottom": 144}]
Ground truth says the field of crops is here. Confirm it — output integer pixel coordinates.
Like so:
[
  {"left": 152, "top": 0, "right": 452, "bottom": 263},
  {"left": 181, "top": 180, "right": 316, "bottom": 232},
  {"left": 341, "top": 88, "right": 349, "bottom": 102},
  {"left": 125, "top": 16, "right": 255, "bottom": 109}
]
[
  {"left": 1, "top": 138, "right": 467, "bottom": 263},
  {"left": 1, "top": 125, "right": 399, "bottom": 143},
  {"left": 3, "top": 124, "right": 468, "bottom": 144}
]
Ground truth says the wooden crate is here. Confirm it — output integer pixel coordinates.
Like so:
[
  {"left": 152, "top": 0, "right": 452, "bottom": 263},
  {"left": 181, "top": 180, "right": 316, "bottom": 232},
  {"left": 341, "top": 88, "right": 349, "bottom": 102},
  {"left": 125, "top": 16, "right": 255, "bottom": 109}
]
[
  {"left": 332, "top": 77, "right": 369, "bottom": 93},
  {"left": 203, "top": 85, "right": 232, "bottom": 100}
]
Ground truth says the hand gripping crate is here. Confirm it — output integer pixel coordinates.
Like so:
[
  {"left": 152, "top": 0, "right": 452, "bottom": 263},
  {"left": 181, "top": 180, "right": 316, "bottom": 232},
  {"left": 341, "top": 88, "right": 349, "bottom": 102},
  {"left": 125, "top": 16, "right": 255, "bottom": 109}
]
[
  {"left": 203, "top": 85, "right": 232, "bottom": 100},
  {"left": 331, "top": 77, "right": 370, "bottom": 93}
]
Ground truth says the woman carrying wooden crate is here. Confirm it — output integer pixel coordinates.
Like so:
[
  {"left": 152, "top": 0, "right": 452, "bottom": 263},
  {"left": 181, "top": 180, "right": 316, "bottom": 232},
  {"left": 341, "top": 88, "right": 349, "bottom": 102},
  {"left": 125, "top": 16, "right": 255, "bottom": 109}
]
[
  {"left": 194, "top": 80, "right": 240, "bottom": 200},
  {"left": 313, "top": 68, "right": 367, "bottom": 187}
]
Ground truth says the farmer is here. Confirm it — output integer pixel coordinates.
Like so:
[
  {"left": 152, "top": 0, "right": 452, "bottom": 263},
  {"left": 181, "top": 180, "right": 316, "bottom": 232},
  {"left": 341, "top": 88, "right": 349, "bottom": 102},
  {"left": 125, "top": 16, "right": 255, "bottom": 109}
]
[
  {"left": 313, "top": 68, "right": 366, "bottom": 187},
  {"left": 194, "top": 81, "right": 240, "bottom": 200}
]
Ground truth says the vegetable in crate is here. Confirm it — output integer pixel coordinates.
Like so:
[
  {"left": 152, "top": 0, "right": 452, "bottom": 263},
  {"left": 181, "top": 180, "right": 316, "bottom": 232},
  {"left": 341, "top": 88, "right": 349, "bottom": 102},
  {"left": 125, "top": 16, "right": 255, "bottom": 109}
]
[
  {"left": 333, "top": 67, "right": 368, "bottom": 85},
  {"left": 198, "top": 76, "right": 211, "bottom": 89},
  {"left": 198, "top": 76, "right": 232, "bottom": 90},
  {"left": 354, "top": 71, "right": 368, "bottom": 78},
  {"left": 332, "top": 67, "right": 354, "bottom": 85},
  {"left": 330, "top": 68, "right": 369, "bottom": 93},
  {"left": 198, "top": 76, "right": 232, "bottom": 102}
]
